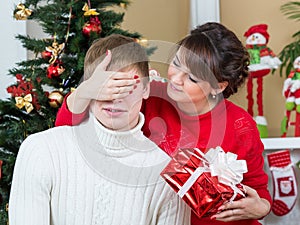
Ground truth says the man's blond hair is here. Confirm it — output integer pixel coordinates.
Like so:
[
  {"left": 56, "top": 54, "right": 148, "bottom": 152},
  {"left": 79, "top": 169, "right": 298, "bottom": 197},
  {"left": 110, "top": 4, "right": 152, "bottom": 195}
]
[{"left": 84, "top": 34, "right": 149, "bottom": 83}]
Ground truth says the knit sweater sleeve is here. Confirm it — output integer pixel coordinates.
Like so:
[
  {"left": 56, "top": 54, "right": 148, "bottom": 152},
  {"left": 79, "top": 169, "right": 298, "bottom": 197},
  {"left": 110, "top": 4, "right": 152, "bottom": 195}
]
[
  {"left": 233, "top": 117, "right": 272, "bottom": 206},
  {"left": 54, "top": 93, "right": 88, "bottom": 127},
  {"left": 9, "top": 134, "right": 53, "bottom": 225},
  {"left": 156, "top": 187, "right": 191, "bottom": 225}
]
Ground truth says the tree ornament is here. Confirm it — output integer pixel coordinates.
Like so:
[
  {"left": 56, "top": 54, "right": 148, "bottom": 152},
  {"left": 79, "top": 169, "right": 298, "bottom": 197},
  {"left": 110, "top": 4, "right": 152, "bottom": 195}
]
[
  {"left": 82, "top": 16, "right": 102, "bottom": 37},
  {"left": 47, "top": 60, "right": 65, "bottom": 79},
  {"left": 45, "top": 41, "right": 65, "bottom": 64},
  {"left": 15, "top": 94, "right": 34, "bottom": 113},
  {"left": 120, "top": 3, "right": 127, "bottom": 9},
  {"left": 41, "top": 50, "right": 52, "bottom": 60},
  {"left": 244, "top": 24, "right": 282, "bottom": 138},
  {"left": 82, "top": 2, "right": 99, "bottom": 16},
  {"left": 14, "top": 3, "right": 32, "bottom": 20},
  {"left": 48, "top": 91, "right": 64, "bottom": 108},
  {"left": 135, "top": 38, "right": 148, "bottom": 47},
  {"left": 7, "top": 74, "right": 40, "bottom": 111}
]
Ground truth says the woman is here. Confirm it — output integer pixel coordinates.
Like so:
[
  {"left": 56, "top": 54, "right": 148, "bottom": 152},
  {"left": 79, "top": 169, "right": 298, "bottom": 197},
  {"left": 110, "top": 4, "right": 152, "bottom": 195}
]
[{"left": 55, "top": 22, "right": 272, "bottom": 225}]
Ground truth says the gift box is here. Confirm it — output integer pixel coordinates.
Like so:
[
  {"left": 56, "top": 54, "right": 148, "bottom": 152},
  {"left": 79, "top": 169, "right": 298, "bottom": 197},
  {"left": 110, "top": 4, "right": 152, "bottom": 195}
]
[{"left": 160, "top": 147, "right": 248, "bottom": 218}]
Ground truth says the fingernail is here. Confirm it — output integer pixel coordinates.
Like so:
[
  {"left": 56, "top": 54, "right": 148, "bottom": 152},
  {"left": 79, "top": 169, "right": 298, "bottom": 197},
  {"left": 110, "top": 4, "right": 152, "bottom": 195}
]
[
  {"left": 134, "top": 75, "right": 139, "bottom": 79},
  {"left": 106, "top": 50, "right": 109, "bottom": 56},
  {"left": 136, "top": 80, "right": 140, "bottom": 84},
  {"left": 133, "top": 85, "right": 137, "bottom": 89},
  {"left": 129, "top": 91, "right": 133, "bottom": 94}
]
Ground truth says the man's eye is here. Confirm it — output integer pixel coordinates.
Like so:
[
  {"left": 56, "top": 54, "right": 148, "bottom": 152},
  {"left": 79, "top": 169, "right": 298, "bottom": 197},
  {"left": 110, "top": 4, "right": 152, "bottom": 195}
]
[{"left": 188, "top": 75, "right": 198, "bottom": 83}]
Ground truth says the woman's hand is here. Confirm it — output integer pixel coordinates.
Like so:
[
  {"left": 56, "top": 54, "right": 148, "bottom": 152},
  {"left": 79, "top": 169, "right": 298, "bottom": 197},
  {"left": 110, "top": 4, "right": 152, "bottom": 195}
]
[
  {"left": 67, "top": 50, "right": 139, "bottom": 114},
  {"left": 211, "top": 185, "right": 271, "bottom": 222}
]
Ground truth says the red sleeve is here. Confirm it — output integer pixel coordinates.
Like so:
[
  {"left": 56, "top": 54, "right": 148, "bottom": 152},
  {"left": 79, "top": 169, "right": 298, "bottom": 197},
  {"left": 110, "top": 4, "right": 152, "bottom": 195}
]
[
  {"left": 233, "top": 117, "right": 272, "bottom": 207},
  {"left": 54, "top": 93, "right": 88, "bottom": 127}
]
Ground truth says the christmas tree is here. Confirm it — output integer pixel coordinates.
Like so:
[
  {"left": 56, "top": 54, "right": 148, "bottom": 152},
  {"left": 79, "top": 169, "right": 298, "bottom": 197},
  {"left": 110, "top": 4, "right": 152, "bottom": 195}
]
[{"left": 0, "top": 0, "right": 149, "bottom": 222}]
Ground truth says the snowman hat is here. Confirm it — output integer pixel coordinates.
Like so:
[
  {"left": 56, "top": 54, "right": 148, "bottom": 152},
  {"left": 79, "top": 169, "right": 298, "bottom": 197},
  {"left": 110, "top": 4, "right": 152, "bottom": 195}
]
[{"left": 244, "top": 24, "right": 270, "bottom": 43}]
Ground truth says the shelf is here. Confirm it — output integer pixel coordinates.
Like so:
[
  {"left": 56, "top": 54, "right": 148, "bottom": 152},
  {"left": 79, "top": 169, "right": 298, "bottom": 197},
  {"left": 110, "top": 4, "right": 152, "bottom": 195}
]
[{"left": 261, "top": 137, "right": 300, "bottom": 150}]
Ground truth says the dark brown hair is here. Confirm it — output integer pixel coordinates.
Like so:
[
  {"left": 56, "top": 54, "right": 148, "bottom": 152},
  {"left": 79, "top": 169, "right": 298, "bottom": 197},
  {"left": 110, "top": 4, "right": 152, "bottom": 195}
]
[{"left": 176, "top": 22, "right": 249, "bottom": 98}]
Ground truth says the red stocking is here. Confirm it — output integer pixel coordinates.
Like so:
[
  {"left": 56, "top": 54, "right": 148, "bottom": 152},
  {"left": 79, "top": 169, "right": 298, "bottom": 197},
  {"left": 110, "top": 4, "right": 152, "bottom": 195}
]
[{"left": 267, "top": 150, "right": 298, "bottom": 216}]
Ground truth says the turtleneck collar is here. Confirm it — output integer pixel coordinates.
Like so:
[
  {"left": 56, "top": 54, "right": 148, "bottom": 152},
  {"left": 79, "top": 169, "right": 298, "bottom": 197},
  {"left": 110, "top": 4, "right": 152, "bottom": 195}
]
[
  {"left": 75, "top": 112, "right": 149, "bottom": 157},
  {"left": 93, "top": 112, "right": 145, "bottom": 147}
]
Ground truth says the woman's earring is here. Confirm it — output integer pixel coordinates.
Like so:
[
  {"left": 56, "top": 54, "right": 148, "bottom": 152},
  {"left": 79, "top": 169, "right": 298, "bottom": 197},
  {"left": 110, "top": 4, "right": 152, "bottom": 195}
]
[{"left": 211, "top": 94, "right": 216, "bottom": 99}]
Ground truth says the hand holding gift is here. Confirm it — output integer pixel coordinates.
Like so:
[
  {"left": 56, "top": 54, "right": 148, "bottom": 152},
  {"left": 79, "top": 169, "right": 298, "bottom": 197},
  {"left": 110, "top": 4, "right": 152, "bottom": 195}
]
[{"left": 161, "top": 146, "right": 248, "bottom": 218}]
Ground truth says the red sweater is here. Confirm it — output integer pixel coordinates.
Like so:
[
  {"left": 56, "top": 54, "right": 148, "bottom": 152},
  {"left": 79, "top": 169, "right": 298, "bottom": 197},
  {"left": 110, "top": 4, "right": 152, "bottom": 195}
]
[{"left": 55, "top": 81, "right": 272, "bottom": 225}]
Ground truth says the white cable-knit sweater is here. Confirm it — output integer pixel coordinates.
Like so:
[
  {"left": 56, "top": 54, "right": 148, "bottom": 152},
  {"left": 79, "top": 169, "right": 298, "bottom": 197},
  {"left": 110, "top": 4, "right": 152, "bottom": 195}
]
[{"left": 9, "top": 113, "right": 190, "bottom": 225}]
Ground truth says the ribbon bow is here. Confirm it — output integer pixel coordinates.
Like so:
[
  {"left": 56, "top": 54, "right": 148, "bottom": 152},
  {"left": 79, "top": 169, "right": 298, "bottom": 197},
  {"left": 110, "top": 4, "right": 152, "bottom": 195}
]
[
  {"left": 15, "top": 94, "right": 34, "bottom": 113},
  {"left": 14, "top": 3, "right": 32, "bottom": 20},
  {"left": 178, "top": 147, "right": 248, "bottom": 200},
  {"left": 82, "top": 3, "right": 99, "bottom": 16},
  {"left": 206, "top": 147, "right": 248, "bottom": 198}
]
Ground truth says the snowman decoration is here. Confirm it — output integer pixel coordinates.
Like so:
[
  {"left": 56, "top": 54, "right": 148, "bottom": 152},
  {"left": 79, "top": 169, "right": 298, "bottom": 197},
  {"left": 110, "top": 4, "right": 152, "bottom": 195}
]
[
  {"left": 281, "top": 56, "right": 300, "bottom": 136},
  {"left": 244, "top": 24, "right": 281, "bottom": 137}
]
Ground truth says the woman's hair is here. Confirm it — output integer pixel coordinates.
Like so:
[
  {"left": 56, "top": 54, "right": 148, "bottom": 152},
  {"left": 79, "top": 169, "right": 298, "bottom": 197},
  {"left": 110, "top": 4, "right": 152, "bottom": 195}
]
[
  {"left": 176, "top": 22, "right": 249, "bottom": 98},
  {"left": 84, "top": 34, "right": 149, "bottom": 84}
]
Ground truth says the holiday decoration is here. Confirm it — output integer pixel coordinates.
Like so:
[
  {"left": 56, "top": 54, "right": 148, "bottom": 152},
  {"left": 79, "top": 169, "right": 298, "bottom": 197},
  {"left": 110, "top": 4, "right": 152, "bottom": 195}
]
[
  {"left": 149, "top": 69, "right": 167, "bottom": 82},
  {"left": 48, "top": 91, "right": 64, "bottom": 108},
  {"left": 82, "top": 2, "right": 99, "bottom": 16},
  {"left": 82, "top": 2, "right": 102, "bottom": 37},
  {"left": 45, "top": 41, "right": 65, "bottom": 64},
  {"left": 6, "top": 74, "right": 40, "bottom": 111},
  {"left": 82, "top": 16, "right": 102, "bottom": 37},
  {"left": 41, "top": 50, "right": 52, "bottom": 60},
  {"left": 161, "top": 147, "right": 247, "bottom": 218},
  {"left": 244, "top": 24, "right": 281, "bottom": 138},
  {"left": 47, "top": 60, "right": 65, "bottom": 79},
  {"left": 267, "top": 150, "right": 298, "bottom": 216},
  {"left": 15, "top": 94, "right": 34, "bottom": 113},
  {"left": 281, "top": 56, "right": 300, "bottom": 137},
  {"left": 14, "top": 3, "right": 32, "bottom": 20}
]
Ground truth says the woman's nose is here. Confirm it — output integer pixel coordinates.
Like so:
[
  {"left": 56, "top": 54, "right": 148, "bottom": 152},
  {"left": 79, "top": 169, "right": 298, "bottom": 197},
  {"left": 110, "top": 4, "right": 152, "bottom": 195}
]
[{"left": 170, "top": 71, "right": 185, "bottom": 85}]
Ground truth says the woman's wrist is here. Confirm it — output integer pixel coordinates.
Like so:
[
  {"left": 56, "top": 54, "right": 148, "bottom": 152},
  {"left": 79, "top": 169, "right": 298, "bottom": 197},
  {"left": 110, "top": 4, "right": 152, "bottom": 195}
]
[
  {"left": 66, "top": 88, "right": 90, "bottom": 114},
  {"left": 259, "top": 198, "right": 271, "bottom": 218}
]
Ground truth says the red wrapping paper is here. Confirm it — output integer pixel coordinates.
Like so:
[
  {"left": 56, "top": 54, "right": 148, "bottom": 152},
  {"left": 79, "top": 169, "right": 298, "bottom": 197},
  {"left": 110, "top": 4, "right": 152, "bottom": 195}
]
[{"left": 160, "top": 147, "right": 246, "bottom": 218}]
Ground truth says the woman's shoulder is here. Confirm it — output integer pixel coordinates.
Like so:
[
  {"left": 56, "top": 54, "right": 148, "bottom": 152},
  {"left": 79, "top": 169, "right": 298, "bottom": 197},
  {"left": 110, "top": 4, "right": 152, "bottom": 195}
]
[
  {"left": 224, "top": 100, "right": 258, "bottom": 129},
  {"left": 149, "top": 80, "right": 168, "bottom": 98}
]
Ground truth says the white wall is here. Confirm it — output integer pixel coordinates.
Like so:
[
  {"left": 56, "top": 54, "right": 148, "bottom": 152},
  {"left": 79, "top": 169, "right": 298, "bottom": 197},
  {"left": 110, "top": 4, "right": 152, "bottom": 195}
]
[
  {"left": 190, "top": 0, "right": 220, "bottom": 29},
  {"left": 0, "top": 1, "right": 27, "bottom": 99}
]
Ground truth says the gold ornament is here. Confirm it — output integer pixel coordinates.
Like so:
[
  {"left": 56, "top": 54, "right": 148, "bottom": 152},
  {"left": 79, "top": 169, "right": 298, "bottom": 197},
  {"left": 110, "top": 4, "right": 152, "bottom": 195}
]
[
  {"left": 48, "top": 91, "right": 64, "bottom": 108},
  {"left": 14, "top": 3, "right": 32, "bottom": 20},
  {"left": 120, "top": 3, "right": 127, "bottom": 9},
  {"left": 15, "top": 94, "right": 34, "bottom": 113},
  {"left": 136, "top": 38, "right": 148, "bottom": 47},
  {"left": 46, "top": 41, "right": 65, "bottom": 64},
  {"left": 82, "top": 3, "right": 99, "bottom": 16}
]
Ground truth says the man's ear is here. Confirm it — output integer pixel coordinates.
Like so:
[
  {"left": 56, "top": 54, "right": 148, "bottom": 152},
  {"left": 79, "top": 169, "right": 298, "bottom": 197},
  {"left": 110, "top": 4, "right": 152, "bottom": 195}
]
[{"left": 142, "top": 82, "right": 150, "bottom": 99}]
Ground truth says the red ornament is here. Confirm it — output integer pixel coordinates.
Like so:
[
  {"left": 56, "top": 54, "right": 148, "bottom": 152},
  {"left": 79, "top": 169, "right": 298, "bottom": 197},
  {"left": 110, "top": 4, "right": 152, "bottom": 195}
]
[
  {"left": 41, "top": 50, "right": 52, "bottom": 60},
  {"left": 82, "top": 16, "right": 102, "bottom": 37},
  {"left": 6, "top": 74, "right": 41, "bottom": 111},
  {"left": 47, "top": 60, "right": 65, "bottom": 79}
]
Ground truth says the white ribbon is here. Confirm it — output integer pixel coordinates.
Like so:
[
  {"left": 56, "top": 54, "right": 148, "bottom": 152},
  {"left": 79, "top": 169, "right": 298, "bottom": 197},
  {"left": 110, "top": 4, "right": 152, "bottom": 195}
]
[{"left": 177, "top": 146, "right": 248, "bottom": 200}]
